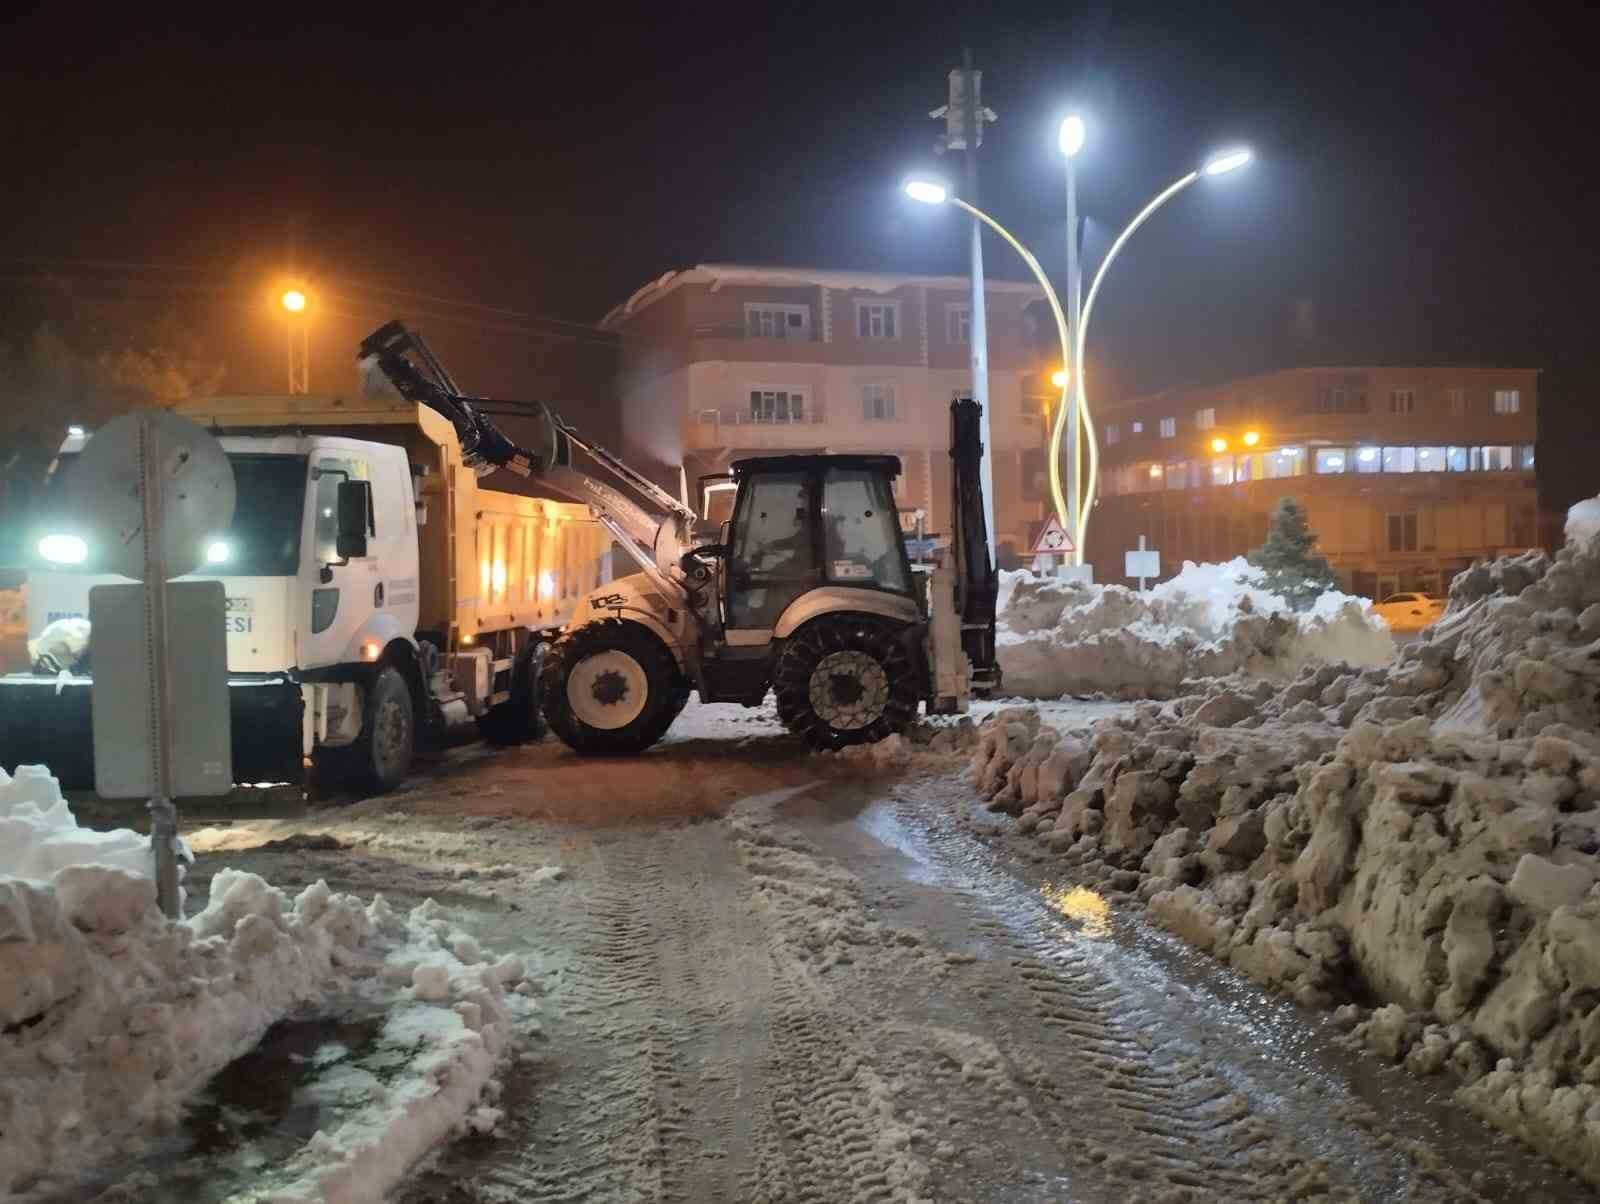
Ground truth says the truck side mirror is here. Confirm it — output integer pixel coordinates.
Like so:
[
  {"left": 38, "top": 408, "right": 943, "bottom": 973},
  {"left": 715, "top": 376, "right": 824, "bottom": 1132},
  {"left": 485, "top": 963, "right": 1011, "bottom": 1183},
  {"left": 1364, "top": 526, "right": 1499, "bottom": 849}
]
[{"left": 336, "top": 480, "right": 372, "bottom": 560}]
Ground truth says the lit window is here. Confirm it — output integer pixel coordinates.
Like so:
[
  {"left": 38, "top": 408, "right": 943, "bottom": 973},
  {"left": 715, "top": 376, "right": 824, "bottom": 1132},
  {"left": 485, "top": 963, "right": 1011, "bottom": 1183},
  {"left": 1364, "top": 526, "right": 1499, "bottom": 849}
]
[
  {"left": 1447, "top": 387, "right": 1467, "bottom": 415},
  {"left": 1354, "top": 446, "right": 1380, "bottom": 474},
  {"left": 1446, "top": 446, "right": 1469, "bottom": 471},
  {"left": 1267, "top": 447, "right": 1306, "bottom": 479},
  {"left": 1165, "top": 461, "right": 1185, "bottom": 491},
  {"left": 745, "top": 304, "right": 810, "bottom": 340},
  {"left": 1520, "top": 444, "right": 1536, "bottom": 470},
  {"left": 862, "top": 383, "right": 896, "bottom": 421},
  {"left": 1383, "top": 446, "right": 1416, "bottom": 473},
  {"left": 1210, "top": 458, "right": 1234, "bottom": 486},
  {"left": 857, "top": 302, "right": 898, "bottom": 339},
  {"left": 749, "top": 389, "right": 806, "bottom": 423},
  {"left": 1417, "top": 447, "right": 1446, "bottom": 473},
  {"left": 1132, "top": 421, "right": 1144, "bottom": 434},
  {"left": 1389, "top": 389, "right": 1416, "bottom": 414},
  {"left": 1159, "top": 417, "right": 1176, "bottom": 439},
  {"left": 1480, "top": 445, "right": 1514, "bottom": 470},
  {"left": 1314, "top": 448, "right": 1348, "bottom": 474},
  {"left": 1494, "top": 389, "right": 1521, "bottom": 414},
  {"left": 1236, "top": 454, "right": 1255, "bottom": 482},
  {"left": 1106, "top": 424, "right": 1120, "bottom": 445},
  {"left": 1195, "top": 407, "right": 1216, "bottom": 430},
  {"left": 946, "top": 305, "right": 970, "bottom": 344}
]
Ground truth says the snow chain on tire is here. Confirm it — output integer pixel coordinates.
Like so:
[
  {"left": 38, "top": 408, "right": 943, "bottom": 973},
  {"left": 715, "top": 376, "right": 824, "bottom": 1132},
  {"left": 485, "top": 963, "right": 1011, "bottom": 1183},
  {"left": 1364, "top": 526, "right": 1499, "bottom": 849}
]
[
  {"left": 773, "top": 616, "right": 919, "bottom": 750},
  {"left": 540, "top": 619, "right": 685, "bottom": 756}
]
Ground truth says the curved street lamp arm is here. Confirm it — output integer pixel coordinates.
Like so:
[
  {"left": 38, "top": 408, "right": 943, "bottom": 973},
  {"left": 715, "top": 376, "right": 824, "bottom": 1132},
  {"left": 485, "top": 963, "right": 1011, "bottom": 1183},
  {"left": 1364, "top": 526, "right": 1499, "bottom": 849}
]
[
  {"left": 949, "top": 198, "right": 1074, "bottom": 531},
  {"left": 1071, "top": 169, "right": 1200, "bottom": 554}
]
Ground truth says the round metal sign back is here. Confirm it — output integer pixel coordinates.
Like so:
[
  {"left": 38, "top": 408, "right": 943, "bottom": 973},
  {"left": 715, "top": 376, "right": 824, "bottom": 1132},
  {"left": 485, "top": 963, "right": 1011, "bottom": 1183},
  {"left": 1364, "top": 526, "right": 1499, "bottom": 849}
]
[{"left": 71, "top": 410, "right": 237, "bottom": 582}]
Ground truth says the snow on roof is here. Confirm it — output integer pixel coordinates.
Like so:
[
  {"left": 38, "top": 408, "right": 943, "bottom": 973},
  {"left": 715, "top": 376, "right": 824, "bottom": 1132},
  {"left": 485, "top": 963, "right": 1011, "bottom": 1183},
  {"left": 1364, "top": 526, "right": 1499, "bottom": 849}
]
[{"left": 601, "top": 263, "right": 1044, "bottom": 329}]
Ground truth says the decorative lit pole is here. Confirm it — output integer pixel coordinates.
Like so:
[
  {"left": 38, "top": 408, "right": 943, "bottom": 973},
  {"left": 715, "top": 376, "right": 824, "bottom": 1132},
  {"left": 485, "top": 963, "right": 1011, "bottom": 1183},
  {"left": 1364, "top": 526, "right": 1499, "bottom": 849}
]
[
  {"left": 1052, "top": 147, "right": 1253, "bottom": 558},
  {"left": 281, "top": 288, "right": 309, "bottom": 394},
  {"left": 905, "top": 181, "right": 1072, "bottom": 547},
  {"left": 1057, "top": 114, "right": 1086, "bottom": 564}
]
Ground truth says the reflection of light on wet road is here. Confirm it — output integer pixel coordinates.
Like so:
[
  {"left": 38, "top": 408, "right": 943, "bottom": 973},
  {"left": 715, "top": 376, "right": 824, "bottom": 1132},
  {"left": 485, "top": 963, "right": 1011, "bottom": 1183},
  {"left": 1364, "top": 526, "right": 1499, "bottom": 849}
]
[{"left": 1039, "top": 881, "right": 1110, "bottom": 938}]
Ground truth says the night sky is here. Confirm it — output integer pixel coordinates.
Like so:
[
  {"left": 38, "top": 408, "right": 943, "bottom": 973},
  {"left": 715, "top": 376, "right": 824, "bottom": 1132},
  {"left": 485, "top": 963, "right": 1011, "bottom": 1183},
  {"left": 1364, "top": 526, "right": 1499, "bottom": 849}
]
[{"left": 2, "top": 2, "right": 1595, "bottom": 509}]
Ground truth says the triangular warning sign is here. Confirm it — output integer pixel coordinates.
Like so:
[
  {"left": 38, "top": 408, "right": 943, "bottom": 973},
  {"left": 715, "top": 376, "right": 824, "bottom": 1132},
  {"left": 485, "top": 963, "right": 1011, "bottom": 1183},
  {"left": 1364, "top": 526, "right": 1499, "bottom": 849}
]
[{"left": 1029, "top": 516, "right": 1075, "bottom": 555}]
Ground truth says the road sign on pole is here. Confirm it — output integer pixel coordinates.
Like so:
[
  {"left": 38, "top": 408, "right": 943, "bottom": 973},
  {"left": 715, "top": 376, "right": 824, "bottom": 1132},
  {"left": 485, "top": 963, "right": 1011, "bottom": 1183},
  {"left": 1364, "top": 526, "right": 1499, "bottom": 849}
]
[
  {"left": 1029, "top": 515, "right": 1075, "bottom": 557},
  {"left": 77, "top": 410, "right": 235, "bottom": 917},
  {"left": 1125, "top": 535, "right": 1161, "bottom": 591}
]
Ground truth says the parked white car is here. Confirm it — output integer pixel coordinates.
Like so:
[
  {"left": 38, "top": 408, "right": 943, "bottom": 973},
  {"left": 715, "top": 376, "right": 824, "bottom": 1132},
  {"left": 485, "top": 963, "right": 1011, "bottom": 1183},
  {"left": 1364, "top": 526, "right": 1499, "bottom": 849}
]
[{"left": 1372, "top": 591, "right": 1446, "bottom": 631}]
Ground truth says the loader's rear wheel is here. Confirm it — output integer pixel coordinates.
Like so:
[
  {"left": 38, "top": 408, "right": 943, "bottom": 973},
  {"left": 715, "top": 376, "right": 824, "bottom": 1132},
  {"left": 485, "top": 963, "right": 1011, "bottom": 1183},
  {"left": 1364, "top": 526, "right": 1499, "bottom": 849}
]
[
  {"left": 774, "top": 617, "right": 918, "bottom": 750},
  {"left": 541, "top": 620, "right": 683, "bottom": 756}
]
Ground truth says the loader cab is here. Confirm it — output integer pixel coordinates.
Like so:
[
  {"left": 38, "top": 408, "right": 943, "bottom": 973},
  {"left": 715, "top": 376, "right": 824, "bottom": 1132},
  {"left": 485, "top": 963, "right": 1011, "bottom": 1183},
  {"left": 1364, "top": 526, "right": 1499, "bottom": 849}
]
[{"left": 721, "top": 454, "right": 915, "bottom": 635}]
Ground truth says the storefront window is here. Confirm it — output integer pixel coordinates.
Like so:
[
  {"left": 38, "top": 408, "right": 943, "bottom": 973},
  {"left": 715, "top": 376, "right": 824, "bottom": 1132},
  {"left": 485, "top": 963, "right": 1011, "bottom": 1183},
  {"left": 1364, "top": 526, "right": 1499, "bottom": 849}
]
[
  {"left": 1482, "top": 445, "right": 1514, "bottom": 471},
  {"left": 1416, "top": 447, "right": 1446, "bottom": 472},
  {"left": 1446, "top": 446, "right": 1469, "bottom": 472},
  {"left": 1166, "top": 461, "right": 1185, "bottom": 491},
  {"left": 1314, "top": 447, "right": 1348, "bottom": 474},
  {"left": 1235, "top": 454, "right": 1254, "bottom": 483},
  {"left": 1266, "top": 448, "right": 1305, "bottom": 479},
  {"left": 1211, "top": 457, "right": 1234, "bottom": 486},
  {"left": 1519, "top": 444, "right": 1536, "bottom": 470},
  {"left": 1354, "top": 446, "right": 1381, "bottom": 474}
]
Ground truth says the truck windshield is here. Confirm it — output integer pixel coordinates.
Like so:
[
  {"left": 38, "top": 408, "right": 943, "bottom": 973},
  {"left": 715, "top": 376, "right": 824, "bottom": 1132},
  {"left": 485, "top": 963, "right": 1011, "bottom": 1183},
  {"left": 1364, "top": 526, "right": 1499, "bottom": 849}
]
[{"left": 36, "top": 452, "right": 308, "bottom": 577}]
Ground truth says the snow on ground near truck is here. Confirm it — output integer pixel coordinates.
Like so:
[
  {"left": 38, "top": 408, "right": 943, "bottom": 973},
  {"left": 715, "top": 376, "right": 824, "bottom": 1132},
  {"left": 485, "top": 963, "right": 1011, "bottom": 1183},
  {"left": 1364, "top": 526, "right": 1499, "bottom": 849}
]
[
  {"left": 996, "top": 557, "right": 1395, "bottom": 699},
  {"left": 0, "top": 764, "right": 535, "bottom": 1203},
  {"left": 971, "top": 514, "right": 1600, "bottom": 1186}
]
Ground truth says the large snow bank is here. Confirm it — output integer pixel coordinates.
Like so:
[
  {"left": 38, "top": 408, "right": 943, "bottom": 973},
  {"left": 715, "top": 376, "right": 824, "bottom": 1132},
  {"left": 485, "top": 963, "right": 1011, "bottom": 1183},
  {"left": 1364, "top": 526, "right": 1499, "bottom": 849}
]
[
  {"left": 1567, "top": 494, "right": 1600, "bottom": 544},
  {"left": 0, "top": 765, "right": 534, "bottom": 1201},
  {"left": 996, "top": 558, "right": 1393, "bottom": 699},
  {"left": 969, "top": 532, "right": 1600, "bottom": 1183}
]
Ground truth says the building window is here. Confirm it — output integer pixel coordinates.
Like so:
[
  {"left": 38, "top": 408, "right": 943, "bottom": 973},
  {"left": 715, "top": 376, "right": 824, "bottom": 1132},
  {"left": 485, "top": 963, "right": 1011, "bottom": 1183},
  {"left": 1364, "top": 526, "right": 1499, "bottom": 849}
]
[
  {"left": 1165, "top": 461, "right": 1186, "bottom": 491},
  {"left": 1446, "top": 446, "right": 1469, "bottom": 471},
  {"left": 749, "top": 389, "right": 806, "bottom": 423},
  {"left": 1383, "top": 446, "right": 1416, "bottom": 473},
  {"left": 1354, "top": 446, "right": 1381, "bottom": 473},
  {"left": 862, "top": 383, "right": 896, "bottom": 421},
  {"left": 856, "top": 301, "right": 898, "bottom": 339},
  {"left": 1314, "top": 447, "right": 1348, "bottom": 474},
  {"left": 1132, "top": 421, "right": 1144, "bottom": 434},
  {"left": 1210, "top": 458, "right": 1234, "bottom": 486},
  {"left": 1520, "top": 444, "right": 1536, "bottom": 470},
  {"left": 1195, "top": 407, "right": 1216, "bottom": 430},
  {"left": 1388, "top": 512, "right": 1419, "bottom": 553},
  {"left": 1159, "top": 417, "right": 1177, "bottom": 439},
  {"left": 1106, "top": 424, "right": 1121, "bottom": 445},
  {"left": 744, "top": 304, "right": 810, "bottom": 340},
  {"left": 1316, "top": 385, "right": 1369, "bottom": 413},
  {"left": 1494, "top": 388, "right": 1522, "bottom": 414},
  {"left": 1447, "top": 387, "right": 1467, "bottom": 415},
  {"left": 946, "top": 305, "right": 970, "bottom": 344},
  {"left": 1235, "top": 454, "right": 1254, "bottom": 483},
  {"left": 1480, "top": 445, "right": 1514, "bottom": 470},
  {"left": 1416, "top": 446, "right": 1446, "bottom": 473},
  {"left": 1389, "top": 389, "right": 1416, "bottom": 414},
  {"left": 1266, "top": 447, "right": 1306, "bottom": 478}
]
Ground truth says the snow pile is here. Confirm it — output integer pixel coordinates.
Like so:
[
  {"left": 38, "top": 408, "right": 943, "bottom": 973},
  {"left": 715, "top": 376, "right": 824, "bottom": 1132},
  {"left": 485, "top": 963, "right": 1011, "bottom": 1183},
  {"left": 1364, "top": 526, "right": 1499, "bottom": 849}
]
[
  {"left": 969, "top": 529, "right": 1600, "bottom": 1183},
  {"left": 1566, "top": 494, "right": 1600, "bottom": 544},
  {"left": 0, "top": 765, "right": 534, "bottom": 1201},
  {"left": 996, "top": 558, "right": 1393, "bottom": 699}
]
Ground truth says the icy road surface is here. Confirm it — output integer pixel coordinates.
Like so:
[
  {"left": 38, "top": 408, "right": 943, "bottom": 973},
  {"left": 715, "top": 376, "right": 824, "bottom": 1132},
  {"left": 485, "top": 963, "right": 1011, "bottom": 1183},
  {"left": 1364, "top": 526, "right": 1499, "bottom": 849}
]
[{"left": 109, "top": 699, "right": 1592, "bottom": 1203}]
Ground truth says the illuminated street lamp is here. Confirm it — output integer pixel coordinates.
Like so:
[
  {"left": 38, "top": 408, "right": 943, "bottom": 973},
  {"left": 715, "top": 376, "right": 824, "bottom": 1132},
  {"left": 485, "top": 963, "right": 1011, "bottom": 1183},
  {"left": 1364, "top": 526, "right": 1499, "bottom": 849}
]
[
  {"left": 905, "top": 178, "right": 1071, "bottom": 560},
  {"left": 1242, "top": 429, "right": 1261, "bottom": 447},
  {"left": 1210, "top": 436, "right": 1228, "bottom": 454},
  {"left": 1057, "top": 146, "right": 1254, "bottom": 557},
  {"left": 1050, "top": 369, "right": 1069, "bottom": 390},
  {"left": 1058, "top": 113, "right": 1087, "bottom": 566},
  {"left": 281, "top": 286, "right": 310, "bottom": 393}
]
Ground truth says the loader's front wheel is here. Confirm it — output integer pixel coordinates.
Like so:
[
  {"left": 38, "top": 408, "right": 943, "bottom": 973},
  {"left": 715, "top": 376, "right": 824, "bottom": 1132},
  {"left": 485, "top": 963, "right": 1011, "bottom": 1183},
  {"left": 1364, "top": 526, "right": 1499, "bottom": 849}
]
[
  {"left": 541, "top": 620, "right": 683, "bottom": 756},
  {"left": 773, "top": 617, "right": 919, "bottom": 750}
]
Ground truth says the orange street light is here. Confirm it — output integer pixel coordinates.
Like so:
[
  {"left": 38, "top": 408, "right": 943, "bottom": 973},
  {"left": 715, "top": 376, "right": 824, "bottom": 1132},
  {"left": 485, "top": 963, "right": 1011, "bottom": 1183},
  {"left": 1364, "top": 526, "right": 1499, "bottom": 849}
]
[
  {"left": 1242, "top": 429, "right": 1261, "bottom": 447},
  {"left": 281, "top": 288, "right": 307, "bottom": 313},
  {"left": 1210, "top": 436, "right": 1228, "bottom": 454},
  {"left": 1148, "top": 464, "right": 1163, "bottom": 478},
  {"left": 1050, "top": 368, "right": 1070, "bottom": 390}
]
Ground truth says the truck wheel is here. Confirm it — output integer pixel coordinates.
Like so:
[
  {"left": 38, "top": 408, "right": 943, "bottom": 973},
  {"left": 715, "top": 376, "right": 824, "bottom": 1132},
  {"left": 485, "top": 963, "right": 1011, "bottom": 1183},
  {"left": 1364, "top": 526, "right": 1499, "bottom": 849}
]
[
  {"left": 355, "top": 665, "right": 416, "bottom": 790},
  {"left": 773, "top": 617, "right": 918, "bottom": 750},
  {"left": 541, "top": 620, "right": 682, "bottom": 756},
  {"left": 478, "top": 639, "right": 548, "bottom": 746}
]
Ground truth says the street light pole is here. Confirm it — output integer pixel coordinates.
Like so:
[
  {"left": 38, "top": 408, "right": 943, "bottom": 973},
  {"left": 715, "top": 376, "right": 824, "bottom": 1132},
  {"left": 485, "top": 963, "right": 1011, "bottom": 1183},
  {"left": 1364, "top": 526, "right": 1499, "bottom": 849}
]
[
  {"left": 1059, "top": 115, "right": 1086, "bottom": 566},
  {"left": 960, "top": 51, "right": 995, "bottom": 561}
]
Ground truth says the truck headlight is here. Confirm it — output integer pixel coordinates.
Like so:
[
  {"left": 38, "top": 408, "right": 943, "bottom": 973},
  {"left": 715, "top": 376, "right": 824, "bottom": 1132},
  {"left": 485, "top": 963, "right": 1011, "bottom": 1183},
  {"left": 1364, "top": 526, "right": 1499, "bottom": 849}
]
[{"left": 38, "top": 534, "right": 88, "bottom": 564}]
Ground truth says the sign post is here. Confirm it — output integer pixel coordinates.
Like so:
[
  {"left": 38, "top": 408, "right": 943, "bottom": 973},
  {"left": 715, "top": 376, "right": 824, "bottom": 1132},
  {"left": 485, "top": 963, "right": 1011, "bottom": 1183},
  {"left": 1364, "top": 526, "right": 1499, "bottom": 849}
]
[
  {"left": 1125, "top": 535, "right": 1161, "bottom": 592},
  {"left": 79, "top": 411, "right": 236, "bottom": 917}
]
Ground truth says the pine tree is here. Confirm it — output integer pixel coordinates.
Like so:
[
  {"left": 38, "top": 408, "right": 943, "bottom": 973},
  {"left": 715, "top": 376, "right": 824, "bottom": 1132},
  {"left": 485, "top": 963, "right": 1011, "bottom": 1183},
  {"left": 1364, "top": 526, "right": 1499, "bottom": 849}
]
[{"left": 1248, "top": 497, "right": 1341, "bottom": 610}]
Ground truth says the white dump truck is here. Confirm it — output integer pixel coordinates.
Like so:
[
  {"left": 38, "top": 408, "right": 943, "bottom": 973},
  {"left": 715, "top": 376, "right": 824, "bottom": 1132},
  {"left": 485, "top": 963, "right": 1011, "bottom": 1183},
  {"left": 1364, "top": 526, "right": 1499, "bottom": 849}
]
[{"left": 1, "top": 391, "right": 611, "bottom": 788}]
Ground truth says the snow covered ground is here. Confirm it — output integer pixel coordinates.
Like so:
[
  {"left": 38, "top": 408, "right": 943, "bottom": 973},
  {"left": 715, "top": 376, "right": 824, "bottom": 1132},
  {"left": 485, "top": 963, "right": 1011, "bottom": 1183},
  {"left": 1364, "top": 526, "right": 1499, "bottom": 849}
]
[
  {"left": 0, "top": 765, "right": 537, "bottom": 1203},
  {"left": 996, "top": 558, "right": 1394, "bottom": 699}
]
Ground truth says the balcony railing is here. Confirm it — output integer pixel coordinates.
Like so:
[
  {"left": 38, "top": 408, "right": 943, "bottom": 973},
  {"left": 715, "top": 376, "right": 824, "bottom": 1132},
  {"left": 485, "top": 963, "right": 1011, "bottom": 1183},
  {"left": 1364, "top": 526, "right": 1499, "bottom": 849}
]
[{"left": 697, "top": 407, "right": 827, "bottom": 427}]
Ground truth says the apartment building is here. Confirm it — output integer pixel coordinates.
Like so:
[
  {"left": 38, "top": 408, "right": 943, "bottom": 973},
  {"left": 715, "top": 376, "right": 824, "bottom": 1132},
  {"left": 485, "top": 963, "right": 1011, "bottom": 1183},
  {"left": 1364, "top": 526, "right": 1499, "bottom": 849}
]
[
  {"left": 600, "top": 264, "right": 1056, "bottom": 560},
  {"left": 1086, "top": 366, "right": 1540, "bottom": 597}
]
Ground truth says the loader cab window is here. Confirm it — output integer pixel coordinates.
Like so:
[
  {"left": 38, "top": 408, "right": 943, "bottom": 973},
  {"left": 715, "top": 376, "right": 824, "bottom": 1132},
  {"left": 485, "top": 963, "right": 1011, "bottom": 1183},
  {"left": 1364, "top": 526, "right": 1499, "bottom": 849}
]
[
  {"left": 726, "top": 470, "right": 818, "bottom": 629},
  {"left": 821, "top": 466, "right": 910, "bottom": 595},
  {"left": 313, "top": 455, "right": 372, "bottom": 563}
]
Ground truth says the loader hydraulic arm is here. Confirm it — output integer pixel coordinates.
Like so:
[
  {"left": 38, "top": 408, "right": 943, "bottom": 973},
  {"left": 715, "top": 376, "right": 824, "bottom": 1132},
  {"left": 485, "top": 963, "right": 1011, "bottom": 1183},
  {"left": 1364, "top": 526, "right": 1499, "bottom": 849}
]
[{"left": 358, "top": 320, "right": 697, "bottom": 585}]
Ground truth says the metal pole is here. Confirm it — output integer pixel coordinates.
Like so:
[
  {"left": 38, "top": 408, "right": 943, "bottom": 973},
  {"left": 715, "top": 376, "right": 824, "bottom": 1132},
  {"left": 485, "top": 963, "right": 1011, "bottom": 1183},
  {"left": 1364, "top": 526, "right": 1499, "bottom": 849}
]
[
  {"left": 962, "top": 49, "right": 996, "bottom": 565},
  {"left": 139, "top": 416, "right": 181, "bottom": 918},
  {"left": 1064, "top": 154, "right": 1082, "bottom": 566}
]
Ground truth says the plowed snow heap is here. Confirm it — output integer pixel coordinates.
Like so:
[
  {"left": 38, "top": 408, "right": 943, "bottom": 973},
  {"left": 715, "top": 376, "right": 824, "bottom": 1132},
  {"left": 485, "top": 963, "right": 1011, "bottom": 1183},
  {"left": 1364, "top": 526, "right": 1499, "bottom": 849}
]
[
  {"left": 972, "top": 533, "right": 1600, "bottom": 1183},
  {"left": 996, "top": 557, "right": 1394, "bottom": 699}
]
